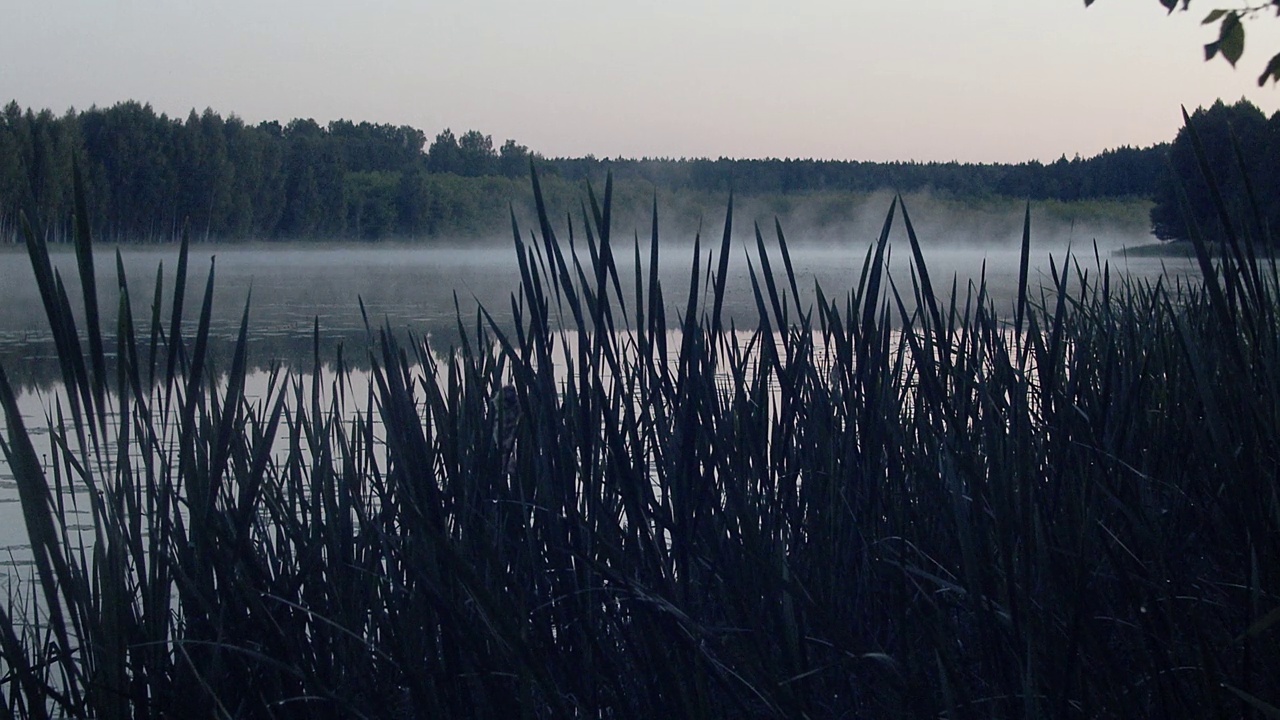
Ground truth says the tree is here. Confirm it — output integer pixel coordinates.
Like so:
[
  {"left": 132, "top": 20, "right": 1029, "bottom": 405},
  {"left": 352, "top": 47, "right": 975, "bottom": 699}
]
[
  {"left": 79, "top": 102, "right": 179, "bottom": 240},
  {"left": 1086, "top": 0, "right": 1280, "bottom": 85},
  {"left": 344, "top": 171, "right": 399, "bottom": 239},
  {"left": 457, "top": 130, "right": 497, "bottom": 177},
  {"left": 175, "top": 108, "right": 235, "bottom": 240},
  {"left": 1148, "top": 99, "right": 1275, "bottom": 243},
  {"left": 498, "top": 139, "right": 530, "bottom": 178},
  {"left": 426, "top": 129, "right": 461, "bottom": 174},
  {"left": 328, "top": 119, "right": 426, "bottom": 173},
  {"left": 0, "top": 103, "right": 25, "bottom": 238},
  {"left": 278, "top": 119, "right": 346, "bottom": 237}
]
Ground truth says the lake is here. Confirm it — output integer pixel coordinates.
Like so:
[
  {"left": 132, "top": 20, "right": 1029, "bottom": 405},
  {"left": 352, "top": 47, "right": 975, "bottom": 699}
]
[
  {"left": 0, "top": 232, "right": 1198, "bottom": 571},
  {"left": 0, "top": 228, "right": 1196, "bottom": 384}
]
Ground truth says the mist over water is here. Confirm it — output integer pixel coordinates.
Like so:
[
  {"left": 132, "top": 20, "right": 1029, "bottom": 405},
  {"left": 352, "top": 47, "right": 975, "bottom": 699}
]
[
  {"left": 0, "top": 215, "right": 1197, "bottom": 575},
  {"left": 0, "top": 212, "right": 1190, "bottom": 391}
]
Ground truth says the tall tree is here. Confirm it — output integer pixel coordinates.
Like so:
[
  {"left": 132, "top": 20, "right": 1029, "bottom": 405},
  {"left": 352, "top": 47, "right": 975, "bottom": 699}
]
[
  {"left": 175, "top": 109, "right": 235, "bottom": 239},
  {"left": 498, "top": 139, "right": 530, "bottom": 178},
  {"left": 78, "top": 101, "right": 179, "bottom": 240},
  {"left": 0, "top": 103, "right": 25, "bottom": 236},
  {"left": 426, "top": 129, "right": 461, "bottom": 175},
  {"left": 1149, "top": 99, "right": 1273, "bottom": 243},
  {"left": 457, "top": 130, "right": 497, "bottom": 177}
]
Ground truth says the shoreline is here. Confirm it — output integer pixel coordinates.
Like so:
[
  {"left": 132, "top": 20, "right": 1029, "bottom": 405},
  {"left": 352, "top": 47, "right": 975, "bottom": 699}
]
[{"left": 1114, "top": 239, "right": 1279, "bottom": 259}]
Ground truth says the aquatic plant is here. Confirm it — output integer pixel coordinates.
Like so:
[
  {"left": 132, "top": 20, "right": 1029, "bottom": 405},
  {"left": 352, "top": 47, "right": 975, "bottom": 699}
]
[{"left": 0, "top": 145, "right": 1277, "bottom": 718}]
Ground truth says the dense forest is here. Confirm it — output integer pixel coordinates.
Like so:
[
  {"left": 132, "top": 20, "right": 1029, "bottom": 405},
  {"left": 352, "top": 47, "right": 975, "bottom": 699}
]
[{"left": 0, "top": 98, "right": 1272, "bottom": 243}]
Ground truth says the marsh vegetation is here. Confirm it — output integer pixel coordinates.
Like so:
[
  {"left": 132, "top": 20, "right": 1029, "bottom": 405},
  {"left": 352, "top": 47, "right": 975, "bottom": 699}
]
[{"left": 0, "top": 160, "right": 1276, "bottom": 718}]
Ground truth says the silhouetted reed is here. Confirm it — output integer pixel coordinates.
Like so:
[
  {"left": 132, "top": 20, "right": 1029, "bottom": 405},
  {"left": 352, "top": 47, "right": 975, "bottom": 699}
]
[{"left": 0, "top": 144, "right": 1277, "bottom": 718}]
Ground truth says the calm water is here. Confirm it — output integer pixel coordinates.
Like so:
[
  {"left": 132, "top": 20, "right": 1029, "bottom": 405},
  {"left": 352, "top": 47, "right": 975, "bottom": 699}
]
[
  {"left": 0, "top": 234, "right": 1198, "bottom": 571},
  {"left": 0, "top": 234, "right": 1196, "bottom": 385}
]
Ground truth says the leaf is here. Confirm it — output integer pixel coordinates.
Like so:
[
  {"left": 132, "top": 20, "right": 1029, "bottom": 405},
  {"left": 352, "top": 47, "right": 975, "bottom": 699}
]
[
  {"left": 1204, "top": 12, "right": 1242, "bottom": 63},
  {"left": 1219, "top": 13, "right": 1244, "bottom": 66},
  {"left": 1222, "top": 685, "right": 1280, "bottom": 719},
  {"left": 1202, "top": 9, "right": 1227, "bottom": 24},
  {"left": 1240, "top": 605, "right": 1280, "bottom": 640},
  {"left": 1160, "top": 0, "right": 1177, "bottom": 13},
  {"left": 1258, "top": 51, "right": 1280, "bottom": 85}
]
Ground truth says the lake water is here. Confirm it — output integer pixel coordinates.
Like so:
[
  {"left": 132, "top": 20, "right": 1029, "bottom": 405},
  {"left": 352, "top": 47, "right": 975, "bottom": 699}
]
[
  {"left": 0, "top": 233, "right": 1199, "bottom": 572},
  {"left": 0, "top": 232, "right": 1197, "bottom": 385}
]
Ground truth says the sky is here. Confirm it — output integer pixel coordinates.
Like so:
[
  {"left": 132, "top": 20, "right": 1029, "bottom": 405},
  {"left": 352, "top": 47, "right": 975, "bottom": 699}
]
[{"left": 4, "top": 0, "right": 1280, "bottom": 164}]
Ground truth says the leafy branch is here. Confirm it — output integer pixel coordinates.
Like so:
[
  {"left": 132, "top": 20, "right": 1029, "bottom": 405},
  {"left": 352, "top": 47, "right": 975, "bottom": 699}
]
[{"left": 1086, "top": 0, "right": 1280, "bottom": 85}]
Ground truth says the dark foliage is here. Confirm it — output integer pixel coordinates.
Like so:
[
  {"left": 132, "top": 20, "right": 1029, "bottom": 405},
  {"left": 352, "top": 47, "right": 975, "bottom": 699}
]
[
  {"left": 1150, "top": 98, "right": 1280, "bottom": 245},
  {"left": 0, "top": 146, "right": 1277, "bottom": 716},
  {"left": 0, "top": 100, "right": 1167, "bottom": 243}
]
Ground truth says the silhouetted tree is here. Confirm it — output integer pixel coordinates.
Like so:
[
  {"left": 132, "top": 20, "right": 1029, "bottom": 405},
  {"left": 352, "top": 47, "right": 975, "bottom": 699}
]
[{"left": 1149, "top": 99, "right": 1274, "bottom": 244}]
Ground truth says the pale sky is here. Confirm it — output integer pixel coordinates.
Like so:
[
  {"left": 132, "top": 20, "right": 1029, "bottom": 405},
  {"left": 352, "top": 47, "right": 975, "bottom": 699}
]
[{"left": 4, "top": 0, "right": 1279, "bottom": 163}]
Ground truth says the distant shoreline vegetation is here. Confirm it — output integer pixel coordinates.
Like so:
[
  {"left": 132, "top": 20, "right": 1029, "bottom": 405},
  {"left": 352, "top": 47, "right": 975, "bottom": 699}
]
[{"left": 0, "top": 98, "right": 1273, "bottom": 244}]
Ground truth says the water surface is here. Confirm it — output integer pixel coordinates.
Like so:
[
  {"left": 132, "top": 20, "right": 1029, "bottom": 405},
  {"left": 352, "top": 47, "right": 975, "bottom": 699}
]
[
  {"left": 0, "top": 235, "right": 1196, "bottom": 388},
  {"left": 0, "top": 235, "right": 1199, "bottom": 573}
]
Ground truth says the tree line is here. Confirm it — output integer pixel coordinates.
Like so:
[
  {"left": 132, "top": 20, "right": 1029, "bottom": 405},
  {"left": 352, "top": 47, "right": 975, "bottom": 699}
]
[
  {"left": 0, "top": 98, "right": 1271, "bottom": 243},
  {"left": 0, "top": 102, "right": 516, "bottom": 242}
]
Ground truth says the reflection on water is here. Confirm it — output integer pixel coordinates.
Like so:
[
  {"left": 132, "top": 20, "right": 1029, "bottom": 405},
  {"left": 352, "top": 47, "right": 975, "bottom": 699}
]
[
  {"left": 0, "top": 363, "right": 390, "bottom": 583},
  {"left": 0, "top": 237, "right": 1199, "bottom": 585},
  {"left": 0, "top": 239, "right": 1196, "bottom": 391}
]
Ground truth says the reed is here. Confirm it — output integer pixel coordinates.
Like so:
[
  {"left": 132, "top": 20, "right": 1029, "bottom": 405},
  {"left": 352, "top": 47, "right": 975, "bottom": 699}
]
[{"left": 0, "top": 144, "right": 1277, "bottom": 718}]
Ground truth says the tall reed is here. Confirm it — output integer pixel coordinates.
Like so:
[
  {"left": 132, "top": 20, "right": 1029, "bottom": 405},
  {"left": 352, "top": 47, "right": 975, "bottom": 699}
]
[{"left": 0, "top": 146, "right": 1277, "bottom": 718}]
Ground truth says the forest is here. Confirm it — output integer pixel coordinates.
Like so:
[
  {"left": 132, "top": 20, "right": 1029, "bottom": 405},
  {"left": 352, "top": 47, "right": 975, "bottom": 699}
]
[{"left": 0, "top": 98, "right": 1273, "bottom": 243}]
